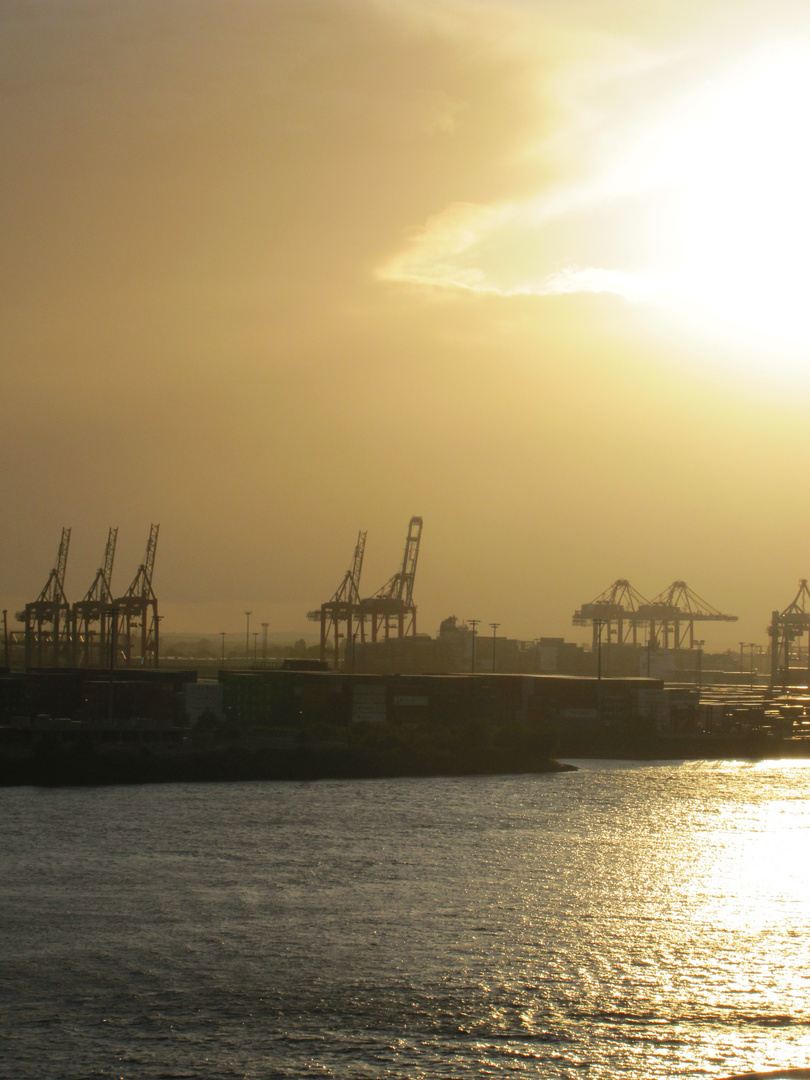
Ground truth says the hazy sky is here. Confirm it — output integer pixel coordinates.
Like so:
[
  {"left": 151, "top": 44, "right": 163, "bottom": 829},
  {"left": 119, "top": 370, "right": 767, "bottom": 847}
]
[{"left": 4, "top": 0, "right": 810, "bottom": 649}]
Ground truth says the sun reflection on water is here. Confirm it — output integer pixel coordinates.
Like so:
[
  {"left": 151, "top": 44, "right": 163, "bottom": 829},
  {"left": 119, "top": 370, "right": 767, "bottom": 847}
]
[
  {"left": 498, "top": 760, "right": 810, "bottom": 1076},
  {"left": 632, "top": 761, "right": 810, "bottom": 1075}
]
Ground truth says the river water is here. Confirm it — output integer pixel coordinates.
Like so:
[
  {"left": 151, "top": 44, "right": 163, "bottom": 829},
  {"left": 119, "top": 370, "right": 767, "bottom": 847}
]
[{"left": 2, "top": 761, "right": 810, "bottom": 1079}]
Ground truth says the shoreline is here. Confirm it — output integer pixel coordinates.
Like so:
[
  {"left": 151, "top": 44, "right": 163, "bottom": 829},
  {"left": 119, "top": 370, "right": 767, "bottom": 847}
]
[
  {"left": 3, "top": 735, "right": 809, "bottom": 787},
  {"left": 0, "top": 746, "right": 578, "bottom": 787}
]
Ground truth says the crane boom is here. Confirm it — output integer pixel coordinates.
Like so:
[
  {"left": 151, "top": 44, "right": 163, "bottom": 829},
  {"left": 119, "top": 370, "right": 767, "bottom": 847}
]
[
  {"left": 35, "top": 527, "right": 71, "bottom": 604},
  {"left": 125, "top": 523, "right": 159, "bottom": 599},
  {"left": 54, "top": 527, "right": 70, "bottom": 600},
  {"left": 372, "top": 516, "right": 423, "bottom": 603},
  {"left": 81, "top": 527, "right": 118, "bottom": 603},
  {"left": 397, "top": 516, "right": 422, "bottom": 605},
  {"left": 349, "top": 531, "right": 366, "bottom": 603},
  {"left": 101, "top": 527, "right": 117, "bottom": 599},
  {"left": 142, "top": 523, "right": 159, "bottom": 594}
]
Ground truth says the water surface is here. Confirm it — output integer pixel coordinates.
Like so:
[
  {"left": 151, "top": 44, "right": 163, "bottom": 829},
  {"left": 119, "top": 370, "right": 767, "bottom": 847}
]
[{"left": 2, "top": 761, "right": 810, "bottom": 1078}]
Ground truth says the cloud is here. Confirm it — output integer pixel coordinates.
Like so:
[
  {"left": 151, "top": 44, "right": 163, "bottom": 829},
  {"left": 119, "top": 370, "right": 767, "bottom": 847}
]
[
  {"left": 371, "top": 3, "right": 689, "bottom": 302},
  {"left": 376, "top": 21, "right": 810, "bottom": 337},
  {"left": 377, "top": 194, "right": 671, "bottom": 301}
]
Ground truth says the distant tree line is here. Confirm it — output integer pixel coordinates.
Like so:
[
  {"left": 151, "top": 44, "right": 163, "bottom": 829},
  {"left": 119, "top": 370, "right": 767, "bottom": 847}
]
[{"left": 161, "top": 636, "right": 319, "bottom": 660}]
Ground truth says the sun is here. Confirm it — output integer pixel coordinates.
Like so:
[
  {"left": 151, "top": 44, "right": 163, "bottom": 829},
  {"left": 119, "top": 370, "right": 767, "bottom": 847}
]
[{"left": 654, "top": 49, "right": 810, "bottom": 344}]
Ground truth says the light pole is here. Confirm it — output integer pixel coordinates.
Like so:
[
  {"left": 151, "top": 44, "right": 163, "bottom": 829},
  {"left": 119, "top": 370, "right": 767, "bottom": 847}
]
[
  {"left": 596, "top": 619, "right": 604, "bottom": 681},
  {"left": 220, "top": 632, "right": 226, "bottom": 666},
  {"left": 596, "top": 618, "right": 604, "bottom": 724},
  {"left": 749, "top": 642, "right": 757, "bottom": 687},
  {"left": 245, "top": 611, "right": 252, "bottom": 663},
  {"left": 468, "top": 619, "right": 480, "bottom": 673},
  {"left": 107, "top": 603, "right": 117, "bottom": 724},
  {"left": 490, "top": 623, "right": 500, "bottom": 673},
  {"left": 696, "top": 639, "right": 705, "bottom": 691},
  {"left": 155, "top": 615, "right": 163, "bottom": 667}
]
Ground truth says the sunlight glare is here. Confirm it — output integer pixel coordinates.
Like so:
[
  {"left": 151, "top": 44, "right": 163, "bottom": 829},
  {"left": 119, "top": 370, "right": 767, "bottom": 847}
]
[
  {"left": 657, "top": 49, "right": 810, "bottom": 346},
  {"left": 380, "top": 43, "right": 810, "bottom": 366}
]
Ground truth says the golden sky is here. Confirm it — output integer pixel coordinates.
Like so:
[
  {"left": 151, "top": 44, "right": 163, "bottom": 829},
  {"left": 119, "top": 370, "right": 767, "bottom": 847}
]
[{"left": 4, "top": 0, "right": 810, "bottom": 648}]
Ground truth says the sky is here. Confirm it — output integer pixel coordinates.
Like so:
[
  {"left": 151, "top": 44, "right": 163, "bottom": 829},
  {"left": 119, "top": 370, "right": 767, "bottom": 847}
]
[{"left": 4, "top": 0, "right": 810, "bottom": 651}]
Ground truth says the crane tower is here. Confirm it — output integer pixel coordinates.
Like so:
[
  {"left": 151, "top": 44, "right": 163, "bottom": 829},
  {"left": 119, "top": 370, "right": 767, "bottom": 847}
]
[
  {"left": 358, "top": 516, "right": 423, "bottom": 643},
  {"left": 768, "top": 579, "right": 810, "bottom": 687},
  {"left": 113, "top": 523, "right": 160, "bottom": 667},
  {"left": 23, "top": 527, "right": 72, "bottom": 668},
  {"left": 72, "top": 527, "right": 118, "bottom": 667},
  {"left": 307, "top": 530, "right": 367, "bottom": 668}
]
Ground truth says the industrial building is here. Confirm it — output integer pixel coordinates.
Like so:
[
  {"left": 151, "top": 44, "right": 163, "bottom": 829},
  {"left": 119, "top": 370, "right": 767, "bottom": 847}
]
[{"left": 350, "top": 619, "right": 589, "bottom": 676}]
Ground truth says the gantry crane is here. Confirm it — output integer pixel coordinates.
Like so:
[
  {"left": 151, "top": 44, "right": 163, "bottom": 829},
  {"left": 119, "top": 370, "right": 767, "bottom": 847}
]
[
  {"left": 113, "top": 523, "right": 160, "bottom": 667},
  {"left": 23, "top": 527, "right": 72, "bottom": 668},
  {"left": 307, "top": 530, "right": 367, "bottom": 668},
  {"left": 358, "top": 516, "right": 422, "bottom": 642},
  {"left": 768, "top": 579, "right": 810, "bottom": 687},
  {"left": 72, "top": 527, "right": 118, "bottom": 667},
  {"left": 637, "top": 581, "right": 738, "bottom": 649},
  {"left": 574, "top": 578, "right": 737, "bottom": 651},
  {"left": 572, "top": 579, "right": 651, "bottom": 649}
]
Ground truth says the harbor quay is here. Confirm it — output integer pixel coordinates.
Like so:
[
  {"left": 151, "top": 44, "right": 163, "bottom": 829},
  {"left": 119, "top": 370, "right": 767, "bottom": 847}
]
[{"left": 0, "top": 666, "right": 803, "bottom": 761}]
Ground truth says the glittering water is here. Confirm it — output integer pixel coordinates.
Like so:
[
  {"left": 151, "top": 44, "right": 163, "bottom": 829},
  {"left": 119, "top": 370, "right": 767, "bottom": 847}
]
[{"left": 2, "top": 761, "right": 810, "bottom": 1079}]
